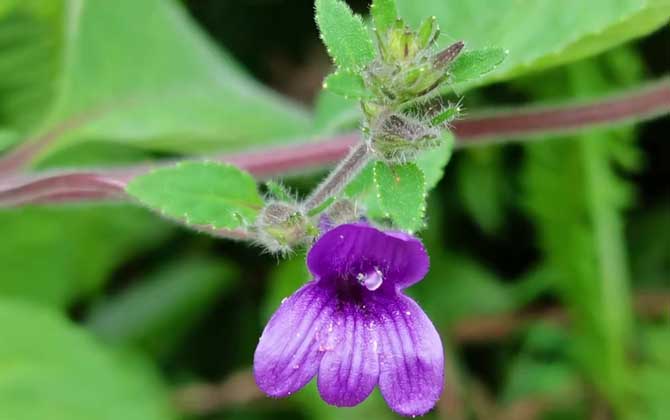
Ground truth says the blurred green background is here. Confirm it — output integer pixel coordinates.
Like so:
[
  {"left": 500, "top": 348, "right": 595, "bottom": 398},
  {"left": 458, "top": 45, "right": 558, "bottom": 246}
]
[{"left": 0, "top": 0, "right": 668, "bottom": 419}]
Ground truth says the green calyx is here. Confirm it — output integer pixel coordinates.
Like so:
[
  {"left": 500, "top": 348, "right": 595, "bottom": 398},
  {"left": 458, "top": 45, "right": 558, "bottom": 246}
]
[{"left": 256, "top": 202, "right": 314, "bottom": 254}]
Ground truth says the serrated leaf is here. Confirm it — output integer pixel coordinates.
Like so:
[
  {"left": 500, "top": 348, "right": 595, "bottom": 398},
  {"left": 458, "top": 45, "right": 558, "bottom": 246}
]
[
  {"left": 450, "top": 47, "right": 508, "bottom": 83},
  {"left": 126, "top": 162, "right": 263, "bottom": 229},
  {"left": 316, "top": 0, "right": 376, "bottom": 70},
  {"left": 371, "top": 0, "right": 398, "bottom": 33},
  {"left": 323, "top": 70, "right": 372, "bottom": 100},
  {"left": 0, "top": 299, "right": 177, "bottom": 420},
  {"left": 374, "top": 161, "right": 426, "bottom": 232}
]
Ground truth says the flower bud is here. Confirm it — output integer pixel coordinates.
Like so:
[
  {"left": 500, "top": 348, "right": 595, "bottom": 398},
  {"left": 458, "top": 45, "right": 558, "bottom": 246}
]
[
  {"left": 370, "top": 113, "right": 440, "bottom": 162},
  {"left": 256, "top": 202, "right": 313, "bottom": 254}
]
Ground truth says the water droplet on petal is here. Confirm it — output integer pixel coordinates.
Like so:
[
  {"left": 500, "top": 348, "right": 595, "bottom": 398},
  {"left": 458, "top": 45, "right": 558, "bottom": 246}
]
[
  {"left": 405, "top": 311, "right": 411, "bottom": 316},
  {"left": 357, "top": 267, "right": 384, "bottom": 291},
  {"left": 280, "top": 297, "right": 288, "bottom": 304}
]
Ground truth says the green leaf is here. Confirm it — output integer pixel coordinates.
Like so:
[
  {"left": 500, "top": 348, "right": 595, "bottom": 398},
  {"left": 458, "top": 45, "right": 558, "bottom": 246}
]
[
  {"left": 374, "top": 161, "right": 426, "bottom": 232},
  {"left": 323, "top": 70, "right": 372, "bottom": 100},
  {"left": 415, "top": 133, "right": 454, "bottom": 190},
  {"left": 261, "top": 254, "right": 309, "bottom": 322},
  {"left": 449, "top": 47, "right": 508, "bottom": 83},
  {"left": 397, "top": 0, "right": 670, "bottom": 84},
  {"left": 371, "top": 0, "right": 398, "bottom": 32},
  {"left": 265, "top": 180, "right": 294, "bottom": 202},
  {"left": 127, "top": 162, "right": 263, "bottom": 230},
  {"left": 503, "top": 326, "right": 578, "bottom": 402},
  {"left": 313, "top": 90, "right": 360, "bottom": 134},
  {"left": 0, "top": 129, "right": 19, "bottom": 153},
  {"left": 315, "top": 0, "right": 376, "bottom": 70},
  {"left": 4, "top": 0, "right": 310, "bottom": 161},
  {"left": 457, "top": 147, "right": 509, "bottom": 234},
  {"left": 126, "top": 162, "right": 263, "bottom": 229},
  {"left": 0, "top": 299, "right": 177, "bottom": 420},
  {"left": 0, "top": 1, "right": 63, "bottom": 132},
  {"left": 521, "top": 52, "right": 641, "bottom": 409},
  {"left": 86, "top": 257, "right": 237, "bottom": 357},
  {"left": 410, "top": 252, "right": 515, "bottom": 326},
  {"left": 0, "top": 205, "right": 172, "bottom": 307}
]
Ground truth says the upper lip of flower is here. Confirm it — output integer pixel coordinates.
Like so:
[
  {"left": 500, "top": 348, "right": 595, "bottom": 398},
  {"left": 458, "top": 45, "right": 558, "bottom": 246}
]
[{"left": 253, "top": 223, "right": 444, "bottom": 417}]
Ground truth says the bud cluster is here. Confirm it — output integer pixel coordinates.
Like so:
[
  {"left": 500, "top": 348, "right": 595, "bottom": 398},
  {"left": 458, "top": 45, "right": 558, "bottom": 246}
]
[{"left": 361, "top": 17, "right": 464, "bottom": 162}]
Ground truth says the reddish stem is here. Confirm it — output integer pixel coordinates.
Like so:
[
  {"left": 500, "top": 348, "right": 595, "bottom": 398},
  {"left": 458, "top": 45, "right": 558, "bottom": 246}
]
[{"left": 0, "top": 79, "right": 667, "bottom": 209}]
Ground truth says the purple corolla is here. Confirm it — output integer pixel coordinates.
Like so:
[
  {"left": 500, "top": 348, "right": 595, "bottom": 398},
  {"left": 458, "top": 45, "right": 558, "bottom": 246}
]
[{"left": 254, "top": 223, "right": 444, "bottom": 416}]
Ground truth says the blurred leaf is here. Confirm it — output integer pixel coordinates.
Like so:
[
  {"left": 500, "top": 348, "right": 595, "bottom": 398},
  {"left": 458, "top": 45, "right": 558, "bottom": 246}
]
[
  {"left": 449, "top": 47, "right": 508, "bottom": 83},
  {"left": 127, "top": 162, "right": 263, "bottom": 230},
  {"left": 371, "top": 0, "right": 398, "bottom": 33},
  {"left": 457, "top": 147, "right": 508, "bottom": 234},
  {"left": 522, "top": 52, "right": 642, "bottom": 409},
  {"left": 374, "top": 161, "right": 426, "bottom": 232},
  {"left": 0, "top": 299, "right": 176, "bottom": 420},
  {"left": 411, "top": 253, "right": 516, "bottom": 326},
  {"left": 35, "top": 141, "right": 153, "bottom": 168},
  {"left": 0, "top": 0, "right": 63, "bottom": 132},
  {"left": 261, "top": 254, "right": 309, "bottom": 322},
  {"left": 323, "top": 70, "right": 372, "bottom": 100},
  {"left": 0, "top": 204, "right": 171, "bottom": 307},
  {"left": 87, "top": 256, "right": 237, "bottom": 357},
  {"left": 313, "top": 90, "right": 360, "bottom": 134},
  {"left": 295, "top": 382, "right": 399, "bottom": 420},
  {"left": 315, "top": 0, "right": 376, "bottom": 70},
  {"left": 628, "top": 203, "right": 670, "bottom": 286},
  {"left": 397, "top": 0, "right": 670, "bottom": 83},
  {"left": 7, "top": 0, "right": 310, "bottom": 161},
  {"left": 629, "top": 324, "right": 670, "bottom": 420},
  {"left": 0, "top": 129, "right": 19, "bottom": 153},
  {"left": 503, "top": 325, "right": 579, "bottom": 402}
]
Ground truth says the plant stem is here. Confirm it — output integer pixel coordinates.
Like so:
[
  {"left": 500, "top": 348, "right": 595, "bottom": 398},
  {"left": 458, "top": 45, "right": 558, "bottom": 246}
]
[
  {"left": 302, "top": 142, "right": 370, "bottom": 212},
  {"left": 0, "top": 78, "right": 667, "bottom": 208}
]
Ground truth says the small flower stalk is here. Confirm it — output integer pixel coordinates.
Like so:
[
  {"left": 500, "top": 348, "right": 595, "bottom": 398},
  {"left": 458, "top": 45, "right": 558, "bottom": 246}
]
[{"left": 249, "top": 0, "right": 506, "bottom": 415}]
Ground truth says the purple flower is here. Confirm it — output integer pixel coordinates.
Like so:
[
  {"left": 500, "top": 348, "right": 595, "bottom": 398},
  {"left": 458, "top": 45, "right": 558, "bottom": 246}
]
[{"left": 254, "top": 223, "right": 444, "bottom": 416}]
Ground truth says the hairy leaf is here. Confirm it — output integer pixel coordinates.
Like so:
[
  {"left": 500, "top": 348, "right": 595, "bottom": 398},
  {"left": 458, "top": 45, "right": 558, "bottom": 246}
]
[
  {"left": 315, "top": 0, "right": 376, "bottom": 70},
  {"left": 374, "top": 161, "right": 426, "bottom": 232},
  {"left": 449, "top": 47, "right": 508, "bottom": 83},
  {"left": 127, "top": 162, "right": 263, "bottom": 230},
  {"left": 323, "top": 70, "right": 372, "bottom": 100},
  {"left": 371, "top": 0, "right": 398, "bottom": 32}
]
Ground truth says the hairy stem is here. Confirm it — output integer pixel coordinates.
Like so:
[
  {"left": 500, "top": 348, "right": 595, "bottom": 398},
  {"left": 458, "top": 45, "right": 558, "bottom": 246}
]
[{"left": 302, "top": 142, "right": 370, "bottom": 212}]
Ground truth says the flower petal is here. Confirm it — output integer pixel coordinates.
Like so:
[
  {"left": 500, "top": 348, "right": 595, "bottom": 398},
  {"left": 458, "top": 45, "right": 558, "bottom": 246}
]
[
  {"left": 307, "top": 223, "right": 429, "bottom": 289},
  {"left": 376, "top": 294, "right": 444, "bottom": 417},
  {"left": 317, "top": 302, "right": 380, "bottom": 407},
  {"left": 254, "top": 282, "right": 335, "bottom": 397}
]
